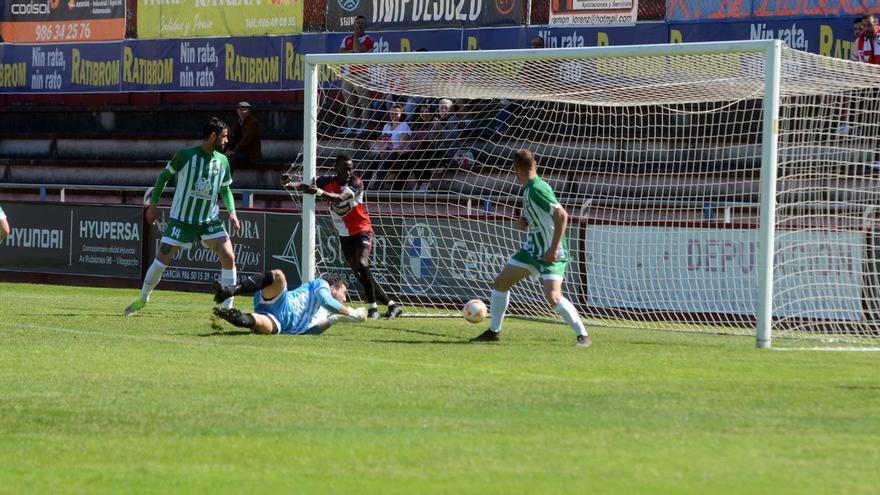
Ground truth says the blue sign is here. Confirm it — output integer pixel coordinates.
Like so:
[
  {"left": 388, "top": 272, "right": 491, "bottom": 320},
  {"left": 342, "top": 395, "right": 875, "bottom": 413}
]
[
  {"left": 0, "top": 41, "right": 121, "bottom": 94},
  {"left": 670, "top": 16, "right": 858, "bottom": 59},
  {"left": 121, "top": 37, "right": 284, "bottom": 92}
]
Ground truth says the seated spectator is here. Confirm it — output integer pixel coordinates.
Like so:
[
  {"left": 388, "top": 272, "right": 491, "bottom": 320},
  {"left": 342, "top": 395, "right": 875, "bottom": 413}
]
[
  {"left": 435, "top": 98, "right": 482, "bottom": 164},
  {"left": 371, "top": 104, "right": 412, "bottom": 189},
  {"left": 410, "top": 103, "right": 440, "bottom": 150},
  {"left": 376, "top": 103, "right": 412, "bottom": 158},
  {"left": 227, "top": 102, "right": 263, "bottom": 167},
  {"left": 368, "top": 91, "right": 406, "bottom": 132},
  {"left": 436, "top": 98, "right": 462, "bottom": 142}
]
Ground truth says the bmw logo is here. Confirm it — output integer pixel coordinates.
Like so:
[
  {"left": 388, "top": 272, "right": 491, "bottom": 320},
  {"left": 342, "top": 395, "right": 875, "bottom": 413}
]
[{"left": 401, "top": 223, "right": 438, "bottom": 294}]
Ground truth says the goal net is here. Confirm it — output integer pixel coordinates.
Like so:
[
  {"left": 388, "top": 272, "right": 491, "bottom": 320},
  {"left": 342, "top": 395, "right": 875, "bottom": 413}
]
[{"left": 293, "top": 41, "right": 880, "bottom": 349}]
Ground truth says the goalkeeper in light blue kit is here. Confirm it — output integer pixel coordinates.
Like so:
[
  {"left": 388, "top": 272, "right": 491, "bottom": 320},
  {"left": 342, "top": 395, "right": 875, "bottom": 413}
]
[
  {"left": 211, "top": 269, "right": 367, "bottom": 334},
  {"left": 470, "top": 149, "right": 592, "bottom": 347}
]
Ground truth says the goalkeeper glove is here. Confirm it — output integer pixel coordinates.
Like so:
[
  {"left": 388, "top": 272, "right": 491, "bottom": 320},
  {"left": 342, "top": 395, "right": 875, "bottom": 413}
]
[{"left": 327, "top": 307, "right": 367, "bottom": 324}]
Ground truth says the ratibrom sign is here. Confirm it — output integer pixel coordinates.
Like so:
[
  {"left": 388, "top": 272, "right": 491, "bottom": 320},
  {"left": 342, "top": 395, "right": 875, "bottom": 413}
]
[{"left": 0, "top": 203, "right": 143, "bottom": 278}]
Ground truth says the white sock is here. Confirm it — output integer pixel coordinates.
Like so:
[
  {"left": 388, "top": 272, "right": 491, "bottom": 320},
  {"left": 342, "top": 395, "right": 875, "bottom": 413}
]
[
  {"left": 555, "top": 297, "right": 587, "bottom": 337},
  {"left": 367, "top": 303, "right": 378, "bottom": 309},
  {"left": 140, "top": 260, "right": 167, "bottom": 301},
  {"left": 221, "top": 267, "right": 237, "bottom": 309},
  {"left": 489, "top": 290, "right": 509, "bottom": 333},
  {"left": 387, "top": 300, "right": 396, "bottom": 307}
]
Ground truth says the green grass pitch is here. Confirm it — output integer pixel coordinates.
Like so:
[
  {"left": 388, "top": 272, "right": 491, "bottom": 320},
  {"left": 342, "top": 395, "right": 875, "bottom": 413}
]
[{"left": 1, "top": 282, "right": 878, "bottom": 494}]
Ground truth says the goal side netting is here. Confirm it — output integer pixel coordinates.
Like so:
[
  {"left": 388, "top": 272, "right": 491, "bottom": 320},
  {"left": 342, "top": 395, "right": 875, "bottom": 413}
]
[{"left": 291, "top": 42, "right": 880, "bottom": 348}]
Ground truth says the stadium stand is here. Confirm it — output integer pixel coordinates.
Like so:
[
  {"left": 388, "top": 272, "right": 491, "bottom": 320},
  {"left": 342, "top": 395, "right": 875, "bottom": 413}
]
[{"left": 0, "top": 103, "right": 303, "bottom": 205}]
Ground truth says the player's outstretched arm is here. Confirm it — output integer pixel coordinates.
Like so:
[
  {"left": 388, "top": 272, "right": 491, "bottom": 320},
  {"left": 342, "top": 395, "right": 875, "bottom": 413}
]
[
  {"left": 316, "top": 306, "right": 368, "bottom": 333},
  {"left": 336, "top": 305, "right": 368, "bottom": 321},
  {"left": 281, "top": 174, "right": 309, "bottom": 192}
]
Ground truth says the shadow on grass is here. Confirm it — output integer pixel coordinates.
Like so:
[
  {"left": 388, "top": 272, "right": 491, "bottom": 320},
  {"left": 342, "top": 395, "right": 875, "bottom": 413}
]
[
  {"left": 197, "top": 330, "right": 252, "bottom": 337},
  {"left": 837, "top": 384, "right": 880, "bottom": 391},
  {"left": 372, "top": 326, "right": 456, "bottom": 339},
  {"left": 369, "top": 338, "right": 473, "bottom": 345}
]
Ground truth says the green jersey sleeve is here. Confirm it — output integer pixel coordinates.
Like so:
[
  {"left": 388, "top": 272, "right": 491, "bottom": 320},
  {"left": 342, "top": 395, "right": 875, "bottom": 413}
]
[
  {"left": 528, "top": 179, "right": 560, "bottom": 213},
  {"left": 220, "top": 155, "right": 233, "bottom": 187},
  {"left": 165, "top": 150, "right": 188, "bottom": 174}
]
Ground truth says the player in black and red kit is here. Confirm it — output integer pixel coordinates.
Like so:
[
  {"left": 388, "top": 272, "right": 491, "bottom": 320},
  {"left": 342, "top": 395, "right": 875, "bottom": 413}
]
[{"left": 283, "top": 153, "right": 403, "bottom": 320}]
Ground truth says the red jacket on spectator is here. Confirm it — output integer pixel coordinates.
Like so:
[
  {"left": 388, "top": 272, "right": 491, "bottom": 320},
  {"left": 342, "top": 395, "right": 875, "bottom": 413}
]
[{"left": 854, "top": 27, "right": 880, "bottom": 64}]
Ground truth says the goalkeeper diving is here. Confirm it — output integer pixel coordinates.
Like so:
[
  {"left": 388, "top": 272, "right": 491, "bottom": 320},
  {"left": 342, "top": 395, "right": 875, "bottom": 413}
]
[{"left": 211, "top": 269, "right": 367, "bottom": 335}]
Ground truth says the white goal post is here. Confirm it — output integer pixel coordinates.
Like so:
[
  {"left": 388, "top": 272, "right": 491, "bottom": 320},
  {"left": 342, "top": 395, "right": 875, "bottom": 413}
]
[{"left": 296, "top": 39, "right": 880, "bottom": 349}]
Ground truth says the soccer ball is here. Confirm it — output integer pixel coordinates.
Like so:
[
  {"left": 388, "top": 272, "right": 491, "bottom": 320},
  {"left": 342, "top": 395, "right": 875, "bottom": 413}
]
[{"left": 463, "top": 299, "right": 487, "bottom": 324}]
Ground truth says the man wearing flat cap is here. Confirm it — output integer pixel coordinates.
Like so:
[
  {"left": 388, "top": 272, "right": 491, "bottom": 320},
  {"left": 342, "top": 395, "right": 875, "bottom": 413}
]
[{"left": 227, "top": 101, "right": 263, "bottom": 168}]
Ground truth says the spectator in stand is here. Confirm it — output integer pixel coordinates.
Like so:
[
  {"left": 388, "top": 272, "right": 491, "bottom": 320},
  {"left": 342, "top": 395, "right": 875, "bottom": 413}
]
[
  {"left": 530, "top": 35, "right": 545, "bottom": 49},
  {"left": 854, "top": 14, "right": 880, "bottom": 64},
  {"left": 339, "top": 15, "right": 375, "bottom": 137},
  {"left": 851, "top": 18, "right": 864, "bottom": 61},
  {"left": 377, "top": 104, "right": 412, "bottom": 158},
  {"left": 410, "top": 103, "right": 440, "bottom": 150},
  {"left": 226, "top": 102, "right": 263, "bottom": 168},
  {"left": 373, "top": 103, "right": 412, "bottom": 189},
  {"left": 436, "top": 98, "right": 463, "bottom": 142}
]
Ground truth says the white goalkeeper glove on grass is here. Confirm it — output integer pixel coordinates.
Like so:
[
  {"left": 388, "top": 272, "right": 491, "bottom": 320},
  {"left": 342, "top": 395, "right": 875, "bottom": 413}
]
[{"left": 327, "top": 308, "right": 367, "bottom": 324}]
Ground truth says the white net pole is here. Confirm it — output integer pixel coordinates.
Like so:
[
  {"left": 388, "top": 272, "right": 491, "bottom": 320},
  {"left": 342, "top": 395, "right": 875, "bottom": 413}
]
[
  {"left": 300, "top": 60, "right": 319, "bottom": 282},
  {"left": 756, "top": 40, "right": 783, "bottom": 348}
]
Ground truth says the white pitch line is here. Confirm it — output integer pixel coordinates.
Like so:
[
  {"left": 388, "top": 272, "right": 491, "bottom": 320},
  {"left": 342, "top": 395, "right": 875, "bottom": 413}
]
[
  {"left": 772, "top": 347, "right": 880, "bottom": 352},
  {"left": 0, "top": 321, "right": 570, "bottom": 382}
]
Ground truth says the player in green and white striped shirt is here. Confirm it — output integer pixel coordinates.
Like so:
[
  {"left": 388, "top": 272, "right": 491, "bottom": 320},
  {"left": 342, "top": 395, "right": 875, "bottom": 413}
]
[
  {"left": 470, "top": 149, "right": 591, "bottom": 347},
  {"left": 124, "top": 117, "right": 241, "bottom": 316}
]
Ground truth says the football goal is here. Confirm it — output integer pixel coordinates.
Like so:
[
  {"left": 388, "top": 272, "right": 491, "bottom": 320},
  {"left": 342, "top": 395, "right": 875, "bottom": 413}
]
[{"left": 293, "top": 39, "right": 880, "bottom": 349}]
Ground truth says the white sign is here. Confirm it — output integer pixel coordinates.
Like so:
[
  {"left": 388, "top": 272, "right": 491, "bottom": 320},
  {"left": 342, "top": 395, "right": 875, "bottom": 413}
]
[
  {"left": 549, "top": 0, "right": 637, "bottom": 27},
  {"left": 586, "top": 226, "right": 864, "bottom": 321}
]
